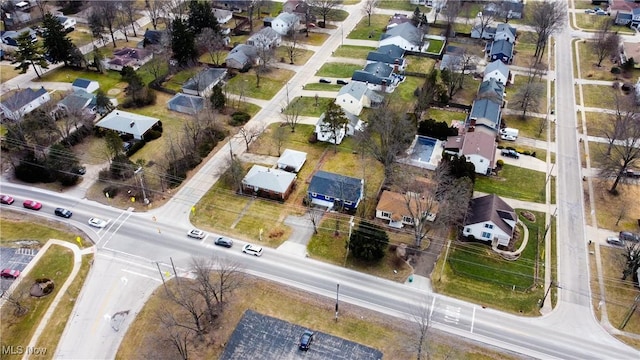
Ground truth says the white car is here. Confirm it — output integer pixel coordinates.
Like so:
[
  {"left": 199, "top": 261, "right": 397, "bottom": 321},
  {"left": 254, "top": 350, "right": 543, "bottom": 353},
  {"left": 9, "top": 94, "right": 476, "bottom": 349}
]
[
  {"left": 606, "top": 236, "right": 623, "bottom": 246},
  {"left": 187, "top": 228, "right": 206, "bottom": 239},
  {"left": 500, "top": 134, "right": 517, "bottom": 141},
  {"left": 88, "top": 217, "right": 108, "bottom": 228},
  {"left": 242, "top": 244, "right": 263, "bottom": 257}
]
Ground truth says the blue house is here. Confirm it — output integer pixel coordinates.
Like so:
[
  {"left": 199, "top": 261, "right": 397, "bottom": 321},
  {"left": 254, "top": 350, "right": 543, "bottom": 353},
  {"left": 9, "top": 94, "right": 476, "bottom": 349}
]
[
  {"left": 72, "top": 78, "right": 100, "bottom": 93},
  {"left": 489, "top": 39, "right": 514, "bottom": 64},
  {"left": 467, "top": 98, "right": 502, "bottom": 134},
  {"left": 307, "top": 171, "right": 364, "bottom": 212}
]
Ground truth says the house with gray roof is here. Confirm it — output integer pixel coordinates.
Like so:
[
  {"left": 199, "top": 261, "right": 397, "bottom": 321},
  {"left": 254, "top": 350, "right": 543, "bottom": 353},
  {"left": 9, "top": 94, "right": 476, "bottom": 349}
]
[
  {"left": 483, "top": 60, "right": 510, "bottom": 84},
  {"left": 72, "top": 78, "right": 99, "bottom": 93},
  {"left": 225, "top": 44, "right": 258, "bottom": 70},
  {"left": 471, "top": 25, "right": 497, "bottom": 40},
  {"left": 105, "top": 47, "right": 153, "bottom": 71},
  {"left": 247, "top": 27, "right": 281, "bottom": 49},
  {"left": 494, "top": 23, "right": 517, "bottom": 43},
  {"left": 57, "top": 90, "right": 96, "bottom": 114},
  {"left": 379, "top": 22, "right": 428, "bottom": 53},
  {"left": 463, "top": 194, "right": 516, "bottom": 247},
  {"left": 96, "top": 110, "right": 159, "bottom": 140},
  {"left": 366, "top": 45, "right": 406, "bottom": 71},
  {"left": 334, "top": 81, "right": 384, "bottom": 116},
  {"left": 307, "top": 171, "right": 364, "bottom": 212},
  {"left": 460, "top": 131, "right": 497, "bottom": 175},
  {"left": 271, "top": 12, "right": 299, "bottom": 35},
  {"left": 468, "top": 98, "right": 502, "bottom": 134},
  {"left": 315, "top": 111, "right": 363, "bottom": 145},
  {"left": 489, "top": 39, "right": 514, "bottom": 64},
  {"left": 352, "top": 62, "right": 401, "bottom": 93},
  {"left": 242, "top": 165, "right": 297, "bottom": 201},
  {"left": 0, "top": 87, "right": 50, "bottom": 121},
  {"left": 277, "top": 149, "right": 307, "bottom": 173},
  {"left": 483, "top": 1, "right": 524, "bottom": 20},
  {"left": 167, "top": 93, "right": 205, "bottom": 115},
  {"left": 182, "top": 68, "right": 227, "bottom": 97},
  {"left": 477, "top": 78, "right": 505, "bottom": 104},
  {"left": 213, "top": 8, "right": 233, "bottom": 24},
  {"left": 1, "top": 27, "right": 37, "bottom": 46}
]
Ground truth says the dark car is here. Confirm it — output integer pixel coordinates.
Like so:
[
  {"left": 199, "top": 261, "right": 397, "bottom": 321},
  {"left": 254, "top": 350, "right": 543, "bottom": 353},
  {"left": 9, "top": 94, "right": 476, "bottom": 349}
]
[
  {"left": 299, "top": 330, "right": 314, "bottom": 351},
  {"left": 0, "top": 194, "right": 15, "bottom": 205},
  {"left": 501, "top": 149, "right": 520, "bottom": 159},
  {"left": 336, "top": 79, "right": 349, "bottom": 85},
  {"left": 75, "top": 166, "right": 86, "bottom": 175},
  {"left": 23, "top": 200, "right": 42, "bottom": 210},
  {"left": 623, "top": 169, "right": 640, "bottom": 178},
  {"left": 319, "top": 78, "right": 331, "bottom": 84},
  {"left": 55, "top": 208, "right": 73, "bottom": 218},
  {"left": 214, "top": 237, "right": 233, "bottom": 248},
  {"left": 619, "top": 231, "right": 640, "bottom": 242}
]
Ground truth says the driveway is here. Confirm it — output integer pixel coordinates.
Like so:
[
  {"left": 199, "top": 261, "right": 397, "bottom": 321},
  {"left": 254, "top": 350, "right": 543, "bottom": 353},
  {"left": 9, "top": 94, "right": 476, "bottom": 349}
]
[{"left": 278, "top": 214, "right": 316, "bottom": 257}]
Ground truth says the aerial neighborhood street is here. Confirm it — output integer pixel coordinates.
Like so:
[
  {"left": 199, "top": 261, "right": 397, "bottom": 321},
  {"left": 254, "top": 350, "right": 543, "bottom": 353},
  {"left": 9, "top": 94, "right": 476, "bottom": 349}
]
[{"left": 1, "top": 0, "right": 640, "bottom": 359}]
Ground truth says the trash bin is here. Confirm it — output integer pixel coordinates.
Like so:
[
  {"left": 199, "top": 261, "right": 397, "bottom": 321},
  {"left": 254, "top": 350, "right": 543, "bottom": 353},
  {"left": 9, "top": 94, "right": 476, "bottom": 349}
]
[{"left": 408, "top": 275, "right": 414, "bottom": 283}]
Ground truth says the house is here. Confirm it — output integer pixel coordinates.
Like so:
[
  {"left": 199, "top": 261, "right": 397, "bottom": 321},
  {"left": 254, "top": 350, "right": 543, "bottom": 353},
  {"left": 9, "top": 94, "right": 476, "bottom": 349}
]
[
  {"left": 494, "top": 23, "right": 517, "bottom": 43},
  {"left": 96, "top": 110, "right": 159, "bottom": 140},
  {"left": 443, "top": 135, "right": 465, "bottom": 155},
  {"left": 1, "top": 28, "right": 37, "bottom": 46},
  {"left": 241, "top": 165, "right": 297, "bottom": 201},
  {"left": 0, "top": 87, "right": 51, "bottom": 121},
  {"left": 471, "top": 25, "right": 497, "bottom": 40},
  {"left": 616, "top": 12, "right": 634, "bottom": 25},
  {"left": 366, "top": 44, "right": 406, "bottom": 71},
  {"left": 277, "top": 149, "right": 307, "bottom": 173},
  {"left": 213, "top": 8, "right": 233, "bottom": 24},
  {"left": 315, "top": 111, "right": 363, "bottom": 145},
  {"left": 139, "top": 29, "right": 167, "bottom": 48},
  {"left": 105, "top": 48, "right": 153, "bottom": 71},
  {"left": 57, "top": 90, "right": 97, "bottom": 115},
  {"left": 72, "top": 78, "right": 100, "bottom": 94},
  {"left": 307, "top": 171, "right": 364, "bottom": 212},
  {"left": 167, "top": 93, "right": 205, "bottom": 115},
  {"left": 620, "top": 41, "right": 640, "bottom": 67},
  {"left": 460, "top": 131, "right": 497, "bottom": 175},
  {"left": 55, "top": 15, "right": 76, "bottom": 31},
  {"left": 467, "top": 98, "right": 502, "bottom": 134},
  {"left": 283, "top": 0, "right": 311, "bottom": 15},
  {"left": 463, "top": 194, "right": 517, "bottom": 247},
  {"left": 182, "top": 68, "right": 227, "bottom": 97},
  {"left": 376, "top": 190, "right": 437, "bottom": 229},
  {"left": 477, "top": 78, "right": 505, "bottom": 104},
  {"left": 489, "top": 39, "right": 514, "bottom": 64},
  {"left": 335, "top": 81, "right": 384, "bottom": 116},
  {"left": 247, "top": 27, "right": 281, "bottom": 49},
  {"left": 380, "top": 22, "right": 428, "bottom": 53},
  {"left": 225, "top": 44, "right": 258, "bottom": 70},
  {"left": 213, "top": 0, "right": 251, "bottom": 13},
  {"left": 613, "top": 1, "right": 640, "bottom": 27},
  {"left": 352, "top": 62, "right": 401, "bottom": 93},
  {"left": 483, "top": 60, "right": 510, "bottom": 85},
  {"left": 387, "top": 13, "right": 411, "bottom": 30},
  {"left": 271, "top": 12, "right": 299, "bottom": 35},
  {"left": 483, "top": 2, "right": 524, "bottom": 20}
]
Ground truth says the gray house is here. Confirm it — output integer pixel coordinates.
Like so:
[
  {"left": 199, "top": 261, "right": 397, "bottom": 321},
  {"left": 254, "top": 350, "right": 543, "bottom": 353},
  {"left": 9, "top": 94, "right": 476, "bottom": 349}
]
[
  {"left": 467, "top": 98, "right": 502, "bottom": 134},
  {"left": 247, "top": 27, "right": 281, "bottom": 49},
  {"left": 489, "top": 40, "right": 514, "bottom": 64},
  {"left": 167, "top": 93, "right": 205, "bottom": 115},
  {"left": 477, "top": 78, "right": 505, "bottom": 104},
  {"left": 225, "top": 44, "right": 258, "bottom": 70},
  {"left": 241, "top": 165, "right": 297, "bottom": 201},
  {"left": 379, "top": 22, "right": 428, "bottom": 53},
  {"left": 366, "top": 44, "right": 406, "bottom": 71},
  {"left": 483, "top": 60, "right": 510, "bottom": 84},
  {"left": 182, "top": 68, "right": 227, "bottom": 97}
]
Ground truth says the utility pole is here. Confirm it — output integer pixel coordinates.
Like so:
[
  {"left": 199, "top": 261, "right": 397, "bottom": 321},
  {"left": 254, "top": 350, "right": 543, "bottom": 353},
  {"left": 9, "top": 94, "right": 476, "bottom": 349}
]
[
  {"left": 540, "top": 281, "right": 559, "bottom": 308},
  {"left": 335, "top": 283, "right": 339, "bottom": 322},
  {"left": 344, "top": 217, "right": 355, "bottom": 266},
  {"left": 134, "top": 167, "right": 149, "bottom": 205}
]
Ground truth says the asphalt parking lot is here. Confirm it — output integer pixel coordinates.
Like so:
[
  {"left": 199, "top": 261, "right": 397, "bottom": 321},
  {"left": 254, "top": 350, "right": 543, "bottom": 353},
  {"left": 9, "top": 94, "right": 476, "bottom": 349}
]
[
  {"left": 0, "top": 247, "right": 39, "bottom": 293},
  {"left": 220, "top": 310, "right": 383, "bottom": 360}
]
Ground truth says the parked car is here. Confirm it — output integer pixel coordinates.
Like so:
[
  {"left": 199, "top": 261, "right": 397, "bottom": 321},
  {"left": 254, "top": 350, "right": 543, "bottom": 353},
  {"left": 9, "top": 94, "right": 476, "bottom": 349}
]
[
  {"left": 187, "top": 228, "right": 206, "bottom": 239},
  {"left": 595, "top": 9, "right": 609, "bottom": 15},
  {"left": 75, "top": 166, "right": 86, "bottom": 175},
  {"left": 501, "top": 149, "right": 520, "bottom": 159},
  {"left": 0, "top": 194, "right": 15, "bottom": 205},
  {"left": 336, "top": 79, "right": 349, "bottom": 85},
  {"left": 54, "top": 208, "right": 73, "bottom": 218},
  {"left": 585, "top": 9, "right": 595, "bottom": 14},
  {"left": 0, "top": 268, "right": 20, "bottom": 279},
  {"left": 88, "top": 217, "right": 108, "bottom": 228},
  {"left": 23, "top": 200, "right": 42, "bottom": 210},
  {"left": 606, "top": 236, "right": 624, "bottom": 246},
  {"left": 623, "top": 169, "right": 640, "bottom": 178},
  {"left": 619, "top": 231, "right": 640, "bottom": 242},
  {"left": 242, "top": 243, "right": 263, "bottom": 257},
  {"left": 214, "top": 237, "right": 233, "bottom": 248},
  {"left": 500, "top": 134, "right": 516, "bottom": 141},
  {"left": 299, "top": 330, "right": 314, "bottom": 351},
  {"left": 319, "top": 78, "right": 331, "bottom": 84}
]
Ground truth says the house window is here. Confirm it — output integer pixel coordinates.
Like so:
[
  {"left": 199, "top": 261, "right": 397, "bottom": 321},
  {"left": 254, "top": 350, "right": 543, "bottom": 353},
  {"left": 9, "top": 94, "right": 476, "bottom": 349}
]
[
  {"left": 311, "top": 192, "right": 317, "bottom": 197},
  {"left": 325, "top": 195, "right": 331, "bottom": 200},
  {"left": 465, "top": 228, "right": 471, "bottom": 233},
  {"left": 479, "top": 159, "right": 483, "bottom": 163},
  {"left": 481, "top": 231, "right": 491, "bottom": 239},
  {"left": 381, "top": 211, "right": 391, "bottom": 218},
  {"left": 484, "top": 224, "right": 494, "bottom": 229},
  {"left": 403, "top": 216, "right": 414, "bottom": 224},
  {"left": 344, "top": 200, "right": 352, "bottom": 205}
]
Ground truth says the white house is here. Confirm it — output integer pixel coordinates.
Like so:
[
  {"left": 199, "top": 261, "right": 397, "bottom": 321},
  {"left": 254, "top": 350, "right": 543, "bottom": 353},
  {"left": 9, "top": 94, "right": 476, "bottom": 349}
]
[
  {"left": 315, "top": 111, "right": 363, "bottom": 145},
  {"left": 471, "top": 25, "right": 497, "bottom": 40},
  {"left": 376, "top": 190, "right": 437, "bottom": 229},
  {"left": 483, "top": 60, "right": 510, "bottom": 85},
  {"left": 55, "top": 15, "right": 76, "bottom": 31},
  {"left": 96, "top": 110, "right": 159, "bottom": 140},
  {"left": 182, "top": 68, "right": 227, "bottom": 97},
  {"left": 72, "top": 78, "right": 100, "bottom": 93},
  {"left": 271, "top": 12, "right": 299, "bottom": 35},
  {"left": 494, "top": 23, "right": 516, "bottom": 43},
  {"left": 460, "top": 131, "right": 497, "bottom": 175},
  {"left": 241, "top": 165, "right": 297, "bottom": 201},
  {"left": 380, "top": 23, "right": 428, "bottom": 53},
  {"left": 247, "top": 27, "right": 281, "bottom": 49},
  {"left": 334, "top": 82, "right": 384, "bottom": 116},
  {"left": 277, "top": 149, "right": 307, "bottom": 173},
  {"left": 0, "top": 87, "right": 51, "bottom": 121},
  {"left": 463, "top": 194, "right": 517, "bottom": 247},
  {"left": 213, "top": 8, "right": 233, "bottom": 24}
]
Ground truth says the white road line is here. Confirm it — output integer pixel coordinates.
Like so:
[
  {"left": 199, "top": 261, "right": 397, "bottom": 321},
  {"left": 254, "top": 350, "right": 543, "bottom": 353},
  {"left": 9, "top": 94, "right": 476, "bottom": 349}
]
[
  {"left": 121, "top": 269, "right": 162, "bottom": 282},
  {"left": 471, "top": 306, "right": 476, "bottom": 333}
]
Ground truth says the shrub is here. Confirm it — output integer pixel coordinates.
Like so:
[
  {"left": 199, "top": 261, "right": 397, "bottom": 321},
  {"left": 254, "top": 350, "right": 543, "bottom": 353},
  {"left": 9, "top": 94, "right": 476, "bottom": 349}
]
[
  {"left": 531, "top": 151, "right": 537, "bottom": 158},
  {"left": 103, "top": 185, "right": 120, "bottom": 198},
  {"left": 308, "top": 132, "right": 318, "bottom": 143},
  {"left": 143, "top": 130, "right": 161, "bottom": 141},
  {"left": 126, "top": 140, "right": 146, "bottom": 157},
  {"left": 229, "top": 111, "right": 251, "bottom": 126},
  {"left": 611, "top": 67, "right": 621, "bottom": 74},
  {"left": 496, "top": 159, "right": 504, "bottom": 167},
  {"left": 522, "top": 150, "right": 531, "bottom": 156}
]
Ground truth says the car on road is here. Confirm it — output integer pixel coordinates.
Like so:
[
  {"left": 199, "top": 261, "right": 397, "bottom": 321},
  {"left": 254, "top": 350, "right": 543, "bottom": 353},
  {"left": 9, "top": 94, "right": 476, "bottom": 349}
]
[
  {"left": 88, "top": 217, "right": 108, "bottom": 228},
  {"left": 623, "top": 169, "right": 640, "bottom": 178},
  {"left": 299, "top": 330, "right": 314, "bottom": 351},
  {"left": 0, "top": 195, "right": 14, "bottom": 205},
  {"left": 214, "top": 237, "right": 233, "bottom": 248},
  {"left": 242, "top": 243, "right": 263, "bottom": 257},
  {"left": 319, "top": 78, "right": 331, "bottom": 84},
  {"left": 23, "top": 200, "right": 42, "bottom": 210},
  {"left": 500, "top": 134, "right": 516, "bottom": 141},
  {"left": 606, "top": 236, "right": 624, "bottom": 246},
  {"left": 55, "top": 208, "right": 73, "bottom": 218},
  {"left": 187, "top": 228, "right": 206, "bottom": 239},
  {"left": 336, "top": 79, "right": 348, "bottom": 85},
  {"left": 501, "top": 149, "right": 520, "bottom": 159},
  {"left": 619, "top": 231, "right": 640, "bottom": 242},
  {"left": 1, "top": 269, "right": 21, "bottom": 279}
]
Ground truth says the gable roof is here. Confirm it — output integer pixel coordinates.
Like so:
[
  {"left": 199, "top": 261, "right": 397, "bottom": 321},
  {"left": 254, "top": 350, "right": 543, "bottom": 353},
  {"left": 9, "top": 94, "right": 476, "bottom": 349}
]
[
  {"left": 71, "top": 78, "right": 96, "bottom": 90},
  {"left": 367, "top": 50, "right": 404, "bottom": 65},
  {"left": 484, "top": 60, "right": 510, "bottom": 78},
  {"left": 461, "top": 131, "right": 497, "bottom": 162},
  {"left": 58, "top": 90, "right": 95, "bottom": 110},
  {"left": 1, "top": 87, "right": 48, "bottom": 112},
  {"left": 308, "top": 170, "right": 363, "bottom": 203},
  {"left": 274, "top": 12, "right": 299, "bottom": 25},
  {"left": 381, "top": 22, "right": 423, "bottom": 45},
  {"left": 495, "top": 23, "right": 516, "bottom": 38},
  {"left": 96, "top": 110, "right": 158, "bottom": 139},
  {"left": 490, "top": 39, "right": 514, "bottom": 57},
  {"left": 143, "top": 29, "right": 165, "bottom": 45},
  {"left": 337, "top": 81, "right": 384, "bottom": 103},
  {"left": 277, "top": 149, "right": 307, "bottom": 170},
  {"left": 167, "top": 93, "right": 205, "bottom": 114},
  {"left": 469, "top": 98, "right": 501, "bottom": 124},
  {"left": 317, "top": 111, "right": 361, "bottom": 130},
  {"left": 477, "top": 78, "right": 505, "bottom": 102},
  {"left": 377, "top": 190, "right": 438, "bottom": 221},
  {"left": 352, "top": 70, "right": 392, "bottom": 85},
  {"left": 113, "top": 47, "right": 152, "bottom": 60},
  {"left": 363, "top": 62, "right": 393, "bottom": 77},
  {"left": 248, "top": 26, "right": 280, "bottom": 45},
  {"left": 465, "top": 194, "right": 516, "bottom": 235},
  {"left": 242, "top": 165, "right": 296, "bottom": 193},
  {"left": 182, "top": 68, "right": 227, "bottom": 92},
  {"left": 377, "top": 44, "right": 405, "bottom": 58}
]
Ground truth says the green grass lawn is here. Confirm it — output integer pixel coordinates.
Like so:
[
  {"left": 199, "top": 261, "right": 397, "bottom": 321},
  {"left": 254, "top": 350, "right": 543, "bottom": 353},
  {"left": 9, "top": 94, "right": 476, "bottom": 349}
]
[
  {"left": 404, "top": 55, "right": 436, "bottom": 74},
  {"left": 225, "top": 68, "right": 295, "bottom": 100},
  {"left": 325, "top": 9, "right": 349, "bottom": 22},
  {"left": 162, "top": 67, "right": 201, "bottom": 92},
  {"left": 297, "top": 32, "right": 330, "bottom": 46},
  {"left": 287, "top": 96, "right": 333, "bottom": 117},
  {"left": 274, "top": 46, "right": 315, "bottom": 65},
  {"left": 575, "top": 13, "right": 635, "bottom": 34},
  {"left": 451, "top": 76, "right": 480, "bottom": 105},
  {"left": 303, "top": 82, "right": 343, "bottom": 91},
  {"left": 36, "top": 67, "right": 125, "bottom": 92},
  {"left": 316, "top": 63, "right": 363, "bottom": 78},
  {"left": 426, "top": 39, "right": 445, "bottom": 54},
  {"left": 393, "top": 75, "right": 422, "bottom": 104},
  {"left": 0, "top": 64, "right": 22, "bottom": 83},
  {"left": 67, "top": 26, "right": 94, "bottom": 47},
  {"left": 333, "top": 45, "right": 376, "bottom": 59},
  {"left": 377, "top": 0, "right": 429, "bottom": 12},
  {"left": 500, "top": 115, "right": 549, "bottom": 141},
  {"left": 347, "top": 14, "right": 389, "bottom": 40},
  {"left": 475, "top": 164, "right": 547, "bottom": 203},
  {"left": 575, "top": 40, "right": 639, "bottom": 81},
  {"left": 584, "top": 111, "right": 610, "bottom": 135},
  {"left": 0, "top": 217, "right": 90, "bottom": 247},
  {"left": 578, "top": 84, "right": 616, "bottom": 109},
  {"left": 424, "top": 108, "right": 467, "bottom": 125}
]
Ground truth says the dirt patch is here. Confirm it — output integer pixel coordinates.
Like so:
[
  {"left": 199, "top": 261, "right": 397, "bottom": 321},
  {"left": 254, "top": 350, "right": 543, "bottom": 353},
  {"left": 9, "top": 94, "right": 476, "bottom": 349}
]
[{"left": 520, "top": 211, "right": 536, "bottom": 222}]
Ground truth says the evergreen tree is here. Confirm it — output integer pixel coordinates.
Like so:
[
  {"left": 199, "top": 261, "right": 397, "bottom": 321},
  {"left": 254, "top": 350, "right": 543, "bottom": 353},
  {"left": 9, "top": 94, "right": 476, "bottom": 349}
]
[
  {"left": 42, "top": 12, "right": 75, "bottom": 66},
  {"left": 12, "top": 31, "right": 49, "bottom": 78},
  {"left": 321, "top": 102, "right": 349, "bottom": 153},
  {"left": 210, "top": 84, "right": 226, "bottom": 110},
  {"left": 187, "top": 0, "right": 219, "bottom": 34},
  {"left": 95, "top": 90, "right": 114, "bottom": 115},
  {"left": 348, "top": 220, "right": 389, "bottom": 262},
  {"left": 171, "top": 18, "right": 197, "bottom": 67}
]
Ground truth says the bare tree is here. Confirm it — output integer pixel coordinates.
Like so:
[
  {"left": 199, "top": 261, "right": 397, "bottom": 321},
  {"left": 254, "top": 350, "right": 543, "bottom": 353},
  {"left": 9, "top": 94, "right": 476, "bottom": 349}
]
[
  {"left": 92, "top": 1, "right": 119, "bottom": 48},
  {"left": 591, "top": 18, "right": 620, "bottom": 67},
  {"left": 146, "top": 0, "right": 166, "bottom": 30},
  {"left": 597, "top": 93, "right": 640, "bottom": 194},
  {"left": 190, "top": 257, "right": 243, "bottom": 324},
  {"left": 1, "top": 288, "right": 29, "bottom": 316},
  {"left": 362, "top": 0, "right": 378, "bottom": 26},
  {"left": 440, "top": 49, "right": 475, "bottom": 100},
  {"left": 119, "top": 0, "right": 139, "bottom": 37},
  {"left": 196, "top": 28, "right": 227, "bottom": 65},
  {"left": 271, "top": 123, "right": 287, "bottom": 156},
  {"left": 412, "top": 297, "right": 432, "bottom": 360},
  {"left": 511, "top": 80, "right": 544, "bottom": 118},
  {"left": 282, "top": 96, "right": 303, "bottom": 132},
  {"left": 622, "top": 241, "right": 640, "bottom": 282},
  {"left": 164, "top": 281, "right": 207, "bottom": 340},
  {"left": 529, "top": 1, "right": 566, "bottom": 61},
  {"left": 157, "top": 309, "right": 192, "bottom": 360},
  {"left": 33, "top": 0, "right": 48, "bottom": 18},
  {"left": 238, "top": 124, "right": 264, "bottom": 152},
  {"left": 475, "top": 9, "right": 495, "bottom": 41},
  {"left": 254, "top": 38, "right": 276, "bottom": 88},
  {"left": 308, "top": 0, "right": 343, "bottom": 27},
  {"left": 306, "top": 195, "right": 324, "bottom": 234},
  {"left": 284, "top": 28, "right": 302, "bottom": 65},
  {"left": 442, "top": 0, "right": 461, "bottom": 40}
]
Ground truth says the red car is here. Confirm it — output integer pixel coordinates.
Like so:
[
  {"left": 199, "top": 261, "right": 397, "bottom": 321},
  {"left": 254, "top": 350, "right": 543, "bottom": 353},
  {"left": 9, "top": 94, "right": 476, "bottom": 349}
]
[
  {"left": 0, "top": 194, "right": 14, "bottom": 205},
  {"left": 1, "top": 269, "right": 20, "bottom": 279},
  {"left": 23, "top": 200, "right": 42, "bottom": 210}
]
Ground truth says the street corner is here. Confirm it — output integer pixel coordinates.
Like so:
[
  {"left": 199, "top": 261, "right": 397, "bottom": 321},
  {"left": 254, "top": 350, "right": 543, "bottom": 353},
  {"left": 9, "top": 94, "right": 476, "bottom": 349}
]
[{"left": 404, "top": 274, "right": 432, "bottom": 292}]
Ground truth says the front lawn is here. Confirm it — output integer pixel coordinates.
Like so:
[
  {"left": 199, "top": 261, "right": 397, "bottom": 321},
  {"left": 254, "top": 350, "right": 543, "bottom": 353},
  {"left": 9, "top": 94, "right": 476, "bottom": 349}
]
[
  {"left": 475, "top": 164, "right": 547, "bottom": 203},
  {"left": 347, "top": 14, "right": 389, "bottom": 40},
  {"left": 303, "top": 82, "right": 343, "bottom": 91},
  {"left": 286, "top": 96, "right": 333, "bottom": 117},
  {"left": 577, "top": 40, "right": 637, "bottom": 81},
  {"left": 316, "top": 62, "right": 363, "bottom": 78},
  {"left": 36, "top": 67, "right": 125, "bottom": 93},
  {"left": 225, "top": 68, "right": 295, "bottom": 100},
  {"left": 274, "top": 46, "right": 315, "bottom": 65},
  {"left": 500, "top": 114, "right": 549, "bottom": 141},
  {"left": 574, "top": 13, "right": 635, "bottom": 34},
  {"left": 578, "top": 84, "right": 616, "bottom": 109},
  {"left": 333, "top": 45, "right": 376, "bottom": 59},
  {"left": 377, "top": 0, "right": 429, "bottom": 11},
  {"left": 0, "top": 64, "right": 22, "bottom": 83},
  {"left": 0, "top": 217, "right": 90, "bottom": 248}
]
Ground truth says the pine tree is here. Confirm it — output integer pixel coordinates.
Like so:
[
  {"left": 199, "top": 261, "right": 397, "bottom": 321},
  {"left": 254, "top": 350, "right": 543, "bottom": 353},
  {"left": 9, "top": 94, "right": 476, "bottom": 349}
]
[
  {"left": 42, "top": 13, "right": 75, "bottom": 66},
  {"left": 12, "top": 31, "right": 49, "bottom": 78}
]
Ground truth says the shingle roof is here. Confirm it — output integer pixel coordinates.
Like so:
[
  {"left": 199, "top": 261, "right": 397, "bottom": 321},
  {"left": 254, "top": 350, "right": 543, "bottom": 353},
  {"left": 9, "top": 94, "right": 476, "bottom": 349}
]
[
  {"left": 72, "top": 78, "right": 94, "bottom": 89},
  {"left": 308, "top": 170, "right": 363, "bottom": 203},
  {"left": 337, "top": 81, "right": 384, "bottom": 103},
  {"left": 96, "top": 110, "right": 158, "bottom": 138},
  {"left": 490, "top": 39, "right": 514, "bottom": 57},
  {"left": 58, "top": 90, "right": 94, "bottom": 110},
  {"left": 277, "top": 149, "right": 307, "bottom": 171},
  {"left": 363, "top": 62, "right": 393, "bottom": 77},
  {"left": 469, "top": 98, "right": 501, "bottom": 125},
  {"left": 484, "top": 60, "right": 510, "bottom": 78},
  {"left": 143, "top": 29, "right": 165, "bottom": 45},
  {"left": 1, "top": 87, "right": 48, "bottom": 112},
  {"left": 381, "top": 22, "right": 423, "bottom": 45},
  {"left": 495, "top": 23, "right": 516, "bottom": 38},
  {"left": 377, "top": 44, "right": 405, "bottom": 58},
  {"left": 465, "top": 194, "right": 516, "bottom": 235},
  {"left": 460, "top": 131, "right": 497, "bottom": 164},
  {"left": 366, "top": 51, "right": 403, "bottom": 65},
  {"left": 248, "top": 26, "right": 280, "bottom": 45},
  {"left": 242, "top": 165, "right": 296, "bottom": 193},
  {"left": 182, "top": 68, "right": 227, "bottom": 92},
  {"left": 167, "top": 93, "right": 205, "bottom": 114},
  {"left": 377, "top": 190, "right": 438, "bottom": 221},
  {"left": 477, "top": 78, "right": 505, "bottom": 102},
  {"left": 113, "top": 47, "right": 152, "bottom": 60}
]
